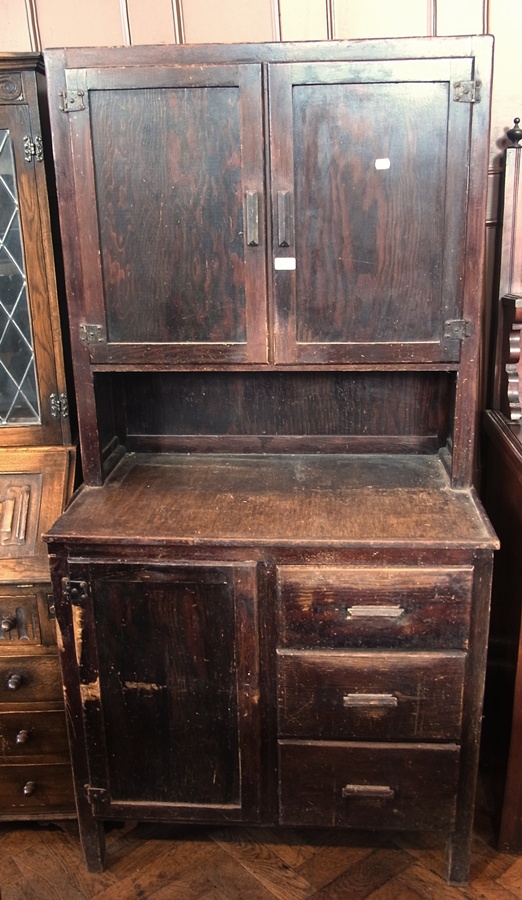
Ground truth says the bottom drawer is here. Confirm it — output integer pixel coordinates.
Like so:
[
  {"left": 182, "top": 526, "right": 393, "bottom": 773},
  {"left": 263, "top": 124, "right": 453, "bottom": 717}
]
[
  {"left": 279, "top": 740, "right": 459, "bottom": 830},
  {"left": 0, "top": 763, "right": 75, "bottom": 812}
]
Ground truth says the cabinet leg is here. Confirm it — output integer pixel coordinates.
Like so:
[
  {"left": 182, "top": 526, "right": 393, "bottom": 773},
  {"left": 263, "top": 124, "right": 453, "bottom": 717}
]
[
  {"left": 445, "top": 829, "right": 472, "bottom": 886},
  {"left": 78, "top": 815, "right": 107, "bottom": 872}
]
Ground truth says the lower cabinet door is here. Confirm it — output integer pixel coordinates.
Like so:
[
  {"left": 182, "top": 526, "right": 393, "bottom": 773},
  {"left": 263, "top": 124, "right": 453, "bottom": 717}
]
[
  {"left": 278, "top": 740, "right": 460, "bottom": 830},
  {"left": 66, "top": 561, "right": 261, "bottom": 821}
]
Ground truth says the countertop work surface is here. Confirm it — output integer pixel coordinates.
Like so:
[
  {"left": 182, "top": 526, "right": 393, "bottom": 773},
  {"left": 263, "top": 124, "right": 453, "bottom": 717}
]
[{"left": 44, "top": 453, "right": 498, "bottom": 549}]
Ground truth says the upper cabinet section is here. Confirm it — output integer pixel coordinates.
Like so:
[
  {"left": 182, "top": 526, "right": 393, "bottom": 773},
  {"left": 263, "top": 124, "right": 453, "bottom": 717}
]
[
  {"left": 0, "top": 56, "right": 71, "bottom": 446},
  {"left": 45, "top": 37, "right": 492, "bottom": 370}
]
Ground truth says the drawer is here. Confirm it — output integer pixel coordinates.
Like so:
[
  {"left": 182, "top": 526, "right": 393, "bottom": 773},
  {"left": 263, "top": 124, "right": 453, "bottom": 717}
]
[
  {"left": 279, "top": 740, "right": 459, "bottom": 830},
  {"left": 0, "top": 655, "right": 63, "bottom": 703},
  {"left": 0, "top": 710, "right": 70, "bottom": 759},
  {"left": 277, "top": 566, "right": 472, "bottom": 649},
  {"left": 0, "top": 594, "right": 41, "bottom": 645},
  {"left": 0, "top": 763, "right": 74, "bottom": 812},
  {"left": 278, "top": 650, "right": 465, "bottom": 741}
]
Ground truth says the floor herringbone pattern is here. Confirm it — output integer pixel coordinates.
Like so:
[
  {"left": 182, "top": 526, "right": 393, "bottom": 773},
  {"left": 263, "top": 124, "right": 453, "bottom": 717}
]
[{"left": 1, "top": 791, "right": 522, "bottom": 899}]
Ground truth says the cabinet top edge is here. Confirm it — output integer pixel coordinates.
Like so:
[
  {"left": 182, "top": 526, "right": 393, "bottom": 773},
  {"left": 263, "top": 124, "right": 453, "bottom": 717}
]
[
  {"left": 0, "top": 52, "right": 43, "bottom": 73},
  {"left": 42, "top": 34, "right": 494, "bottom": 69}
]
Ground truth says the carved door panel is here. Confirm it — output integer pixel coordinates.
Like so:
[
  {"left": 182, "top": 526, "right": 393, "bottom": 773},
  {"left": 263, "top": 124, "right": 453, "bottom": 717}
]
[
  {"left": 60, "top": 65, "right": 268, "bottom": 366},
  {"left": 0, "top": 98, "right": 67, "bottom": 446},
  {"left": 65, "top": 561, "right": 262, "bottom": 821},
  {"left": 0, "top": 446, "right": 74, "bottom": 584},
  {"left": 268, "top": 58, "right": 475, "bottom": 364}
]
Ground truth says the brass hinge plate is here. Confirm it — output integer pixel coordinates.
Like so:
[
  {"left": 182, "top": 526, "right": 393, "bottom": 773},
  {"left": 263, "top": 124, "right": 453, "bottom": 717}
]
[
  {"left": 444, "top": 319, "right": 472, "bottom": 341},
  {"left": 79, "top": 323, "right": 104, "bottom": 345},
  {"left": 62, "top": 579, "right": 88, "bottom": 606},
  {"left": 23, "top": 135, "right": 43, "bottom": 163},
  {"left": 453, "top": 80, "right": 481, "bottom": 103},
  {"left": 85, "top": 785, "right": 108, "bottom": 806},
  {"left": 59, "top": 90, "right": 85, "bottom": 113},
  {"left": 50, "top": 392, "right": 69, "bottom": 419}
]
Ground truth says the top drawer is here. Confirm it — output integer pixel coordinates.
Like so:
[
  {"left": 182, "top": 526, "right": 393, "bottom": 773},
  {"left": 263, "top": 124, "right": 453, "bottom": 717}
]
[{"left": 277, "top": 566, "right": 472, "bottom": 650}]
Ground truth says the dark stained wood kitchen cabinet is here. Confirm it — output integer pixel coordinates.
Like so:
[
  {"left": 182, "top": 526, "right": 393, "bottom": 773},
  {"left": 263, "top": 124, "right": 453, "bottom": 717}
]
[{"left": 43, "top": 36, "right": 497, "bottom": 883}]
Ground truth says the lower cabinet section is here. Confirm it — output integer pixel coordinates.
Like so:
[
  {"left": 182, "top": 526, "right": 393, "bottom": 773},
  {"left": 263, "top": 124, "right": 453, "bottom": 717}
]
[
  {"left": 45, "top": 471, "right": 496, "bottom": 885},
  {"left": 278, "top": 740, "right": 460, "bottom": 830}
]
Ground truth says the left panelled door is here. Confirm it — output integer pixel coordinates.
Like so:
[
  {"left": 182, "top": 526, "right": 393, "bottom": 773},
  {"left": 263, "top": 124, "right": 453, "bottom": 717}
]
[
  {"left": 61, "top": 64, "right": 268, "bottom": 367},
  {"left": 64, "top": 560, "right": 262, "bottom": 822}
]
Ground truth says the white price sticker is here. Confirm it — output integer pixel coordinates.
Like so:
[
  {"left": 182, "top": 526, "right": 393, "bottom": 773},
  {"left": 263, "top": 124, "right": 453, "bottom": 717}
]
[{"left": 274, "top": 257, "right": 296, "bottom": 270}]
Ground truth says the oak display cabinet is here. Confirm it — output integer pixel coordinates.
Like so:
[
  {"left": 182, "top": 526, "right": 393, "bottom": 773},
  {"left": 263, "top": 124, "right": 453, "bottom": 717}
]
[
  {"left": 43, "top": 36, "right": 497, "bottom": 883},
  {"left": 0, "top": 54, "right": 75, "bottom": 820}
]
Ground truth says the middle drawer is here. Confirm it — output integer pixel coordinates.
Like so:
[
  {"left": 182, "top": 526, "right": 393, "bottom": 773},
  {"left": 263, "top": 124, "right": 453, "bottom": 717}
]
[{"left": 277, "top": 650, "right": 465, "bottom": 741}]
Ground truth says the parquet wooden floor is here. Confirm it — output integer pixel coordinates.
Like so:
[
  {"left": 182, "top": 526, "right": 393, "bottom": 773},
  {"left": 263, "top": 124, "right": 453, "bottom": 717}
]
[{"left": 2, "top": 787, "right": 522, "bottom": 900}]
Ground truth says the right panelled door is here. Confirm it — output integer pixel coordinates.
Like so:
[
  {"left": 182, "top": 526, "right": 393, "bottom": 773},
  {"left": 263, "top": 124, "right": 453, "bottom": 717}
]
[{"left": 268, "top": 58, "right": 475, "bottom": 365}]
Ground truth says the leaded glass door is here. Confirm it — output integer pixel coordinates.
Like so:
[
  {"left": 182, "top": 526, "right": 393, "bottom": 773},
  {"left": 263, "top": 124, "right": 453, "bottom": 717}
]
[{"left": 0, "top": 100, "right": 67, "bottom": 446}]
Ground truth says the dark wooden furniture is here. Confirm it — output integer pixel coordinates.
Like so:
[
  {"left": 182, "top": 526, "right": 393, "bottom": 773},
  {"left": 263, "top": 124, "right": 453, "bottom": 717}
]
[
  {"left": 0, "top": 55, "right": 75, "bottom": 820},
  {"left": 43, "top": 36, "right": 496, "bottom": 883},
  {"left": 482, "top": 120, "right": 522, "bottom": 851}
]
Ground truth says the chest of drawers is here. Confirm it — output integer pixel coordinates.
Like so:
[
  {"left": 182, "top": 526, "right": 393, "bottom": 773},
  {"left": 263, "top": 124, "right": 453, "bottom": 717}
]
[{"left": 0, "top": 586, "right": 74, "bottom": 818}]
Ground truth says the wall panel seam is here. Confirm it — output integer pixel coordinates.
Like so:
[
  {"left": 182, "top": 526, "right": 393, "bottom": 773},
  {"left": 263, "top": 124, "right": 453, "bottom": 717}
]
[
  {"left": 119, "top": 0, "right": 131, "bottom": 46},
  {"left": 24, "top": 0, "right": 41, "bottom": 52},
  {"left": 173, "top": 0, "right": 185, "bottom": 44}
]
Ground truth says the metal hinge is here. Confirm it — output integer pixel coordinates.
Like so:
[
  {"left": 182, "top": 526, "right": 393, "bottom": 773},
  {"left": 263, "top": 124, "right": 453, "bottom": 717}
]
[
  {"left": 453, "top": 80, "right": 481, "bottom": 103},
  {"left": 444, "top": 319, "right": 472, "bottom": 341},
  {"left": 79, "top": 323, "right": 104, "bottom": 345},
  {"left": 23, "top": 135, "right": 43, "bottom": 163},
  {"left": 85, "top": 785, "right": 108, "bottom": 806},
  {"left": 62, "top": 579, "right": 88, "bottom": 606},
  {"left": 59, "top": 90, "right": 85, "bottom": 113},
  {"left": 50, "top": 392, "right": 69, "bottom": 419}
]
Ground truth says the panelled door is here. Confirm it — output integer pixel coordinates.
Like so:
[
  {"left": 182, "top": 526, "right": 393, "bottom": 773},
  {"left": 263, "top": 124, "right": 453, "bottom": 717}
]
[
  {"left": 268, "top": 58, "right": 475, "bottom": 365},
  {"left": 66, "top": 561, "right": 262, "bottom": 821},
  {"left": 0, "top": 102, "right": 64, "bottom": 445},
  {"left": 62, "top": 65, "right": 268, "bottom": 366}
]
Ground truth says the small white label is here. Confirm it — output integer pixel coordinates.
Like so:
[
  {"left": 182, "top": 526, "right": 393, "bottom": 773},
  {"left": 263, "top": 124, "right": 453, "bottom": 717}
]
[
  {"left": 274, "top": 257, "right": 296, "bottom": 270},
  {"left": 375, "top": 158, "right": 391, "bottom": 170}
]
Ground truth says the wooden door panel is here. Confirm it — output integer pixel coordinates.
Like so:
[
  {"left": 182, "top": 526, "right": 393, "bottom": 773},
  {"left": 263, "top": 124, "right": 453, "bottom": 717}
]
[
  {"left": 65, "top": 64, "right": 267, "bottom": 365},
  {"left": 269, "top": 59, "right": 473, "bottom": 364},
  {"left": 68, "top": 562, "right": 261, "bottom": 819}
]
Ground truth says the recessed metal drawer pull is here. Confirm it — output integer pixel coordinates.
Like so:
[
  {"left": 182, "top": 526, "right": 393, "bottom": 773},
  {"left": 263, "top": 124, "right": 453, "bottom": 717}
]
[
  {"left": 343, "top": 693, "right": 398, "bottom": 708},
  {"left": 346, "top": 605, "right": 404, "bottom": 618},
  {"left": 245, "top": 191, "right": 259, "bottom": 246},
  {"left": 342, "top": 784, "right": 395, "bottom": 799}
]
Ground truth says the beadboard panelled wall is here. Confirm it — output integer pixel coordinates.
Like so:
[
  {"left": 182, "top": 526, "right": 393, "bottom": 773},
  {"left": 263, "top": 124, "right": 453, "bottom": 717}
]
[{"left": 2, "top": 0, "right": 519, "bottom": 331}]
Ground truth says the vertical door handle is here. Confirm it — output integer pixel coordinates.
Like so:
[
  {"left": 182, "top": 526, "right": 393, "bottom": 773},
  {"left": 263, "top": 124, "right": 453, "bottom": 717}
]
[
  {"left": 246, "top": 191, "right": 259, "bottom": 246},
  {"left": 277, "top": 190, "right": 292, "bottom": 248}
]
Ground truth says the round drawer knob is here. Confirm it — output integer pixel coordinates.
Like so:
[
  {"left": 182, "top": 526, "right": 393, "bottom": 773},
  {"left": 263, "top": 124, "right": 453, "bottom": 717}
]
[
  {"left": 16, "top": 729, "right": 30, "bottom": 745},
  {"left": 23, "top": 781, "right": 36, "bottom": 797},
  {"left": 1, "top": 614, "right": 17, "bottom": 633},
  {"left": 7, "top": 673, "right": 22, "bottom": 691}
]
